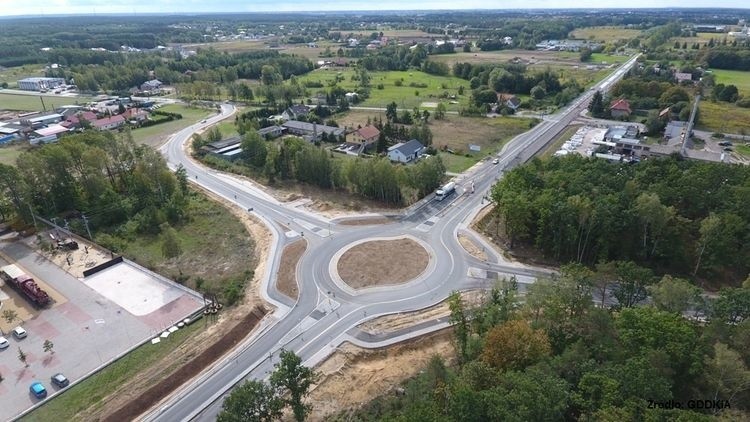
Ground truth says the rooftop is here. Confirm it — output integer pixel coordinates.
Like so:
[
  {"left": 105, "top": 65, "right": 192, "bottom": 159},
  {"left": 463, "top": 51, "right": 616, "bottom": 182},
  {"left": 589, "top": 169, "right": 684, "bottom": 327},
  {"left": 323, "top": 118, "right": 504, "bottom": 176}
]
[
  {"left": 206, "top": 136, "right": 242, "bottom": 150},
  {"left": 355, "top": 125, "right": 380, "bottom": 140},
  {"left": 388, "top": 139, "right": 425, "bottom": 155}
]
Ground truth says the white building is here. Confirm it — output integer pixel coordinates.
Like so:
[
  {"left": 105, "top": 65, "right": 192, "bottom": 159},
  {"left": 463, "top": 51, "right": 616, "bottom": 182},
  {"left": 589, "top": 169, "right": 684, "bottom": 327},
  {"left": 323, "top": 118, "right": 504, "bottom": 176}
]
[
  {"left": 17, "top": 77, "right": 65, "bottom": 92},
  {"left": 387, "top": 139, "right": 425, "bottom": 164}
]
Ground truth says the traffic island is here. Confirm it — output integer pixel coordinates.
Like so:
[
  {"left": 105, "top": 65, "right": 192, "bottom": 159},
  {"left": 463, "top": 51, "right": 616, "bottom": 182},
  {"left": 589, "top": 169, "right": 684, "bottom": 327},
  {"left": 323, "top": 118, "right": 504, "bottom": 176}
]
[{"left": 334, "top": 236, "right": 431, "bottom": 290}]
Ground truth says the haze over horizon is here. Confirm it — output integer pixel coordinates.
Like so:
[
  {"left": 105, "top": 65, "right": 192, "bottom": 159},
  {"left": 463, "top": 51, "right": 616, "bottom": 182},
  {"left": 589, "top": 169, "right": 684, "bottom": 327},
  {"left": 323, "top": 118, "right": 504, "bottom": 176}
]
[{"left": 0, "top": 0, "right": 747, "bottom": 17}]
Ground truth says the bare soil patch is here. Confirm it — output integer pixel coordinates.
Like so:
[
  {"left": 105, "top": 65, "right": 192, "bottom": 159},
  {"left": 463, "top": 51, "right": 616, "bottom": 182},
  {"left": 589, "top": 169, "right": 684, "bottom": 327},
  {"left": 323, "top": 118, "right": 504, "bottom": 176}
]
[
  {"left": 335, "top": 217, "right": 393, "bottom": 226},
  {"left": 337, "top": 238, "right": 429, "bottom": 289},
  {"left": 307, "top": 330, "right": 456, "bottom": 420},
  {"left": 457, "top": 233, "right": 488, "bottom": 261},
  {"left": 277, "top": 239, "right": 307, "bottom": 300}
]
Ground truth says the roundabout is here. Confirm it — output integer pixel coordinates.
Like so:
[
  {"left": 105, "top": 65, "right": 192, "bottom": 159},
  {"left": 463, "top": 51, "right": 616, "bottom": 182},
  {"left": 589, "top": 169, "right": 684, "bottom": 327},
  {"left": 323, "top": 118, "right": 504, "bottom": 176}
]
[{"left": 330, "top": 235, "right": 435, "bottom": 294}]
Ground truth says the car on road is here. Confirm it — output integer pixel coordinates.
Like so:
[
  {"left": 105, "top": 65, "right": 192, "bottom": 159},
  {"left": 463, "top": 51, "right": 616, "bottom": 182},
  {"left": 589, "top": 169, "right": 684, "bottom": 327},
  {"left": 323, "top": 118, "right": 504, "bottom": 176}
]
[
  {"left": 51, "top": 373, "right": 70, "bottom": 388},
  {"left": 12, "top": 326, "right": 27, "bottom": 339},
  {"left": 718, "top": 141, "right": 733, "bottom": 147},
  {"left": 201, "top": 119, "right": 207, "bottom": 123},
  {"left": 30, "top": 382, "right": 47, "bottom": 399},
  {"left": 492, "top": 158, "right": 499, "bottom": 165},
  {"left": 0, "top": 336, "right": 9, "bottom": 349},
  {"left": 723, "top": 147, "right": 733, "bottom": 152}
]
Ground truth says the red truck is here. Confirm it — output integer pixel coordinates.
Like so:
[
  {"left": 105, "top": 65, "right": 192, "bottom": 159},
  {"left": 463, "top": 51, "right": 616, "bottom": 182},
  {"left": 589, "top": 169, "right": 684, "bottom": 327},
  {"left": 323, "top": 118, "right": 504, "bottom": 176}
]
[{"left": 0, "top": 264, "right": 50, "bottom": 307}]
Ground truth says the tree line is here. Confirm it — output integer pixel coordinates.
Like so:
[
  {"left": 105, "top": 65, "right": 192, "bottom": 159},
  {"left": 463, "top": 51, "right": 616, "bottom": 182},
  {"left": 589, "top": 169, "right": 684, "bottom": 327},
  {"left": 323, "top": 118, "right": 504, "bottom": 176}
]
[
  {"left": 348, "top": 267, "right": 750, "bottom": 421},
  {"left": 488, "top": 155, "right": 750, "bottom": 282}
]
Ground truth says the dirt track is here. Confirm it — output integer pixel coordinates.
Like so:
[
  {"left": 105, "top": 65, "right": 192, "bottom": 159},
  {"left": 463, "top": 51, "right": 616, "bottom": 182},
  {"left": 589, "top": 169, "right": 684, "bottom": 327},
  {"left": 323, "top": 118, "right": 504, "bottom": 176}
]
[{"left": 336, "top": 238, "right": 429, "bottom": 289}]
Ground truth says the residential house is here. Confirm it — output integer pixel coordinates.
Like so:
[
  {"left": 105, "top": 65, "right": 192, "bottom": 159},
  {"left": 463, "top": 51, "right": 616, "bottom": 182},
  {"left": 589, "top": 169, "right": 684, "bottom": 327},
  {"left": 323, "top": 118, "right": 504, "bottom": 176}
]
[
  {"left": 92, "top": 115, "right": 126, "bottom": 131},
  {"left": 675, "top": 72, "right": 693, "bottom": 84},
  {"left": 496, "top": 93, "right": 521, "bottom": 111},
  {"left": 281, "top": 104, "right": 311, "bottom": 121},
  {"left": 257, "top": 125, "right": 286, "bottom": 140},
  {"left": 609, "top": 98, "right": 632, "bottom": 119},
  {"left": 387, "top": 139, "right": 425, "bottom": 164},
  {"left": 281, "top": 120, "right": 345, "bottom": 142},
  {"left": 351, "top": 125, "right": 380, "bottom": 147},
  {"left": 140, "top": 79, "right": 163, "bottom": 92},
  {"left": 122, "top": 108, "right": 149, "bottom": 123}
]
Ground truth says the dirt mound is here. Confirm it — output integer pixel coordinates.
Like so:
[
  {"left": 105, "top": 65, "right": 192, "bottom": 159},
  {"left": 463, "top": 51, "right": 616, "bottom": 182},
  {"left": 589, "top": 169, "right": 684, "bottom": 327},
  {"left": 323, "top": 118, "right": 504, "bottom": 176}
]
[{"left": 337, "top": 238, "right": 429, "bottom": 289}]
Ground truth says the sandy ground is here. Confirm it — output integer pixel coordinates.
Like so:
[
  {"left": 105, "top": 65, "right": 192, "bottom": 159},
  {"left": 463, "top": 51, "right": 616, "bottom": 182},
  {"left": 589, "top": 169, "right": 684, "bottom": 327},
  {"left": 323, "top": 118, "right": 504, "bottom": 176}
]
[
  {"left": 276, "top": 239, "right": 306, "bottom": 301},
  {"left": 34, "top": 231, "right": 113, "bottom": 279},
  {"left": 336, "top": 239, "right": 429, "bottom": 289},
  {"left": 458, "top": 233, "right": 488, "bottom": 261},
  {"left": 91, "top": 188, "right": 274, "bottom": 421},
  {"left": 306, "top": 330, "right": 456, "bottom": 421}
]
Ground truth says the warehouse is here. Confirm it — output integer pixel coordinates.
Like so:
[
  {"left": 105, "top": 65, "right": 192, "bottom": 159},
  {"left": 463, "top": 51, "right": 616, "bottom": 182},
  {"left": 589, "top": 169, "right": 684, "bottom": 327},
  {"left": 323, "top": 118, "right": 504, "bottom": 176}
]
[{"left": 17, "top": 77, "right": 66, "bottom": 92}]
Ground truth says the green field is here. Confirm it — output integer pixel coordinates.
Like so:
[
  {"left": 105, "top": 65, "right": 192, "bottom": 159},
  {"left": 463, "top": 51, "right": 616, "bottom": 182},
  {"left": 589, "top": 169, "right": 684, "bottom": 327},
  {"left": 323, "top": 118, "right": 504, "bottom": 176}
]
[
  {"left": 569, "top": 26, "right": 643, "bottom": 42},
  {"left": 23, "top": 321, "right": 204, "bottom": 422},
  {"left": 710, "top": 69, "right": 750, "bottom": 95},
  {"left": 736, "top": 144, "right": 750, "bottom": 157},
  {"left": 696, "top": 101, "right": 750, "bottom": 134},
  {"left": 588, "top": 53, "right": 628, "bottom": 65},
  {"left": 0, "top": 65, "right": 45, "bottom": 89},
  {"left": 298, "top": 69, "right": 471, "bottom": 110},
  {"left": 0, "top": 143, "right": 28, "bottom": 166},
  {"left": 130, "top": 104, "right": 213, "bottom": 147},
  {"left": 0, "top": 92, "right": 94, "bottom": 111}
]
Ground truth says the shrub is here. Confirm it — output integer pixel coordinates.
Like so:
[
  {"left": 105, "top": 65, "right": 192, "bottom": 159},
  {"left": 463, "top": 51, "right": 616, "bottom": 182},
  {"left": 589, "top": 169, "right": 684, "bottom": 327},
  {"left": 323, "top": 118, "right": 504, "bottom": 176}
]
[
  {"left": 377, "top": 83, "right": 384, "bottom": 89},
  {"left": 735, "top": 98, "right": 750, "bottom": 108},
  {"left": 394, "top": 79, "right": 403, "bottom": 87}
]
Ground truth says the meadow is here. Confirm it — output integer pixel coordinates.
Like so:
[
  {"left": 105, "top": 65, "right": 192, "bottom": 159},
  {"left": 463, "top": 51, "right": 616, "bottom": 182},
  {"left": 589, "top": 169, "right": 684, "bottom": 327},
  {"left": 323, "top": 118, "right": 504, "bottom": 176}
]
[
  {"left": 696, "top": 101, "right": 750, "bottom": 134},
  {"left": 569, "top": 26, "right": 643, "bottom": 42},
  {"left": 710, "top": 69, "right": 750, "bottom": 95},
  {"left": 0, "top": 92, "right": 95, "bottom": 111}
]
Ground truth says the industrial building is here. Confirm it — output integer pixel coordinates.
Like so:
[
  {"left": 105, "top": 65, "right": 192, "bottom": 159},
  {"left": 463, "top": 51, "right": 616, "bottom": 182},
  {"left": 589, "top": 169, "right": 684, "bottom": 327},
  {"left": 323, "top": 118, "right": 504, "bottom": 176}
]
[{"left": 17, "top": 77, "right": 66, "bottom": 92}]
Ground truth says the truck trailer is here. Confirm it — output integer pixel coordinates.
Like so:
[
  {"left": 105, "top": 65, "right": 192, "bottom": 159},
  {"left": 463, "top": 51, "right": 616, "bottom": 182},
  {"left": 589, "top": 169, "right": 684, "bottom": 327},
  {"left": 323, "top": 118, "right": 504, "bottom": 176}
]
[
  {"left": 0, "top": 264, "right": 51, "bottom": 307},
  {"left": 435, "top": 182, "right": 456, "bottom": 201}
]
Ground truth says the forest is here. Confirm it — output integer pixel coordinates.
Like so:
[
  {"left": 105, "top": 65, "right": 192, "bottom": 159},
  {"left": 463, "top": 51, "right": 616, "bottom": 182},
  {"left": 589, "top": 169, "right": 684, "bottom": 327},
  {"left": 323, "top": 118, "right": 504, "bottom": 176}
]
[
  {"left": 488, "top": 155, "right": 750, "bottom": 284},
  {"left": 343, "top": 268, "right": 750, "bottom": 421}
]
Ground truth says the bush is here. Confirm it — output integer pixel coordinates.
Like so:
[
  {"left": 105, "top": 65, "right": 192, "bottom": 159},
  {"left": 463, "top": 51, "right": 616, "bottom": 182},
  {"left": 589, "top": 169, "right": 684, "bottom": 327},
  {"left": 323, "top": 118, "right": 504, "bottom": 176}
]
[
  {"left": 394, "top": 79, "right": 403, "bottom": 87},
  {"left": 377, "top": 83, "right": 384, "bottom": 89},
  {"left": 409, "top": 82, "right": 428, "bottom": 88},
  {"left": 735, "top": 98, "right": 750, "bottom": 108}
]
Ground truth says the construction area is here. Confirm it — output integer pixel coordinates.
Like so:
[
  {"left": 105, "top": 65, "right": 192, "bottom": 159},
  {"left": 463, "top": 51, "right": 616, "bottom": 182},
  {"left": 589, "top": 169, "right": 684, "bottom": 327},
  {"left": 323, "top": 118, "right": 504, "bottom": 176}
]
[{"left": 335, "top": 237, "right": 431, "bottom": 289}]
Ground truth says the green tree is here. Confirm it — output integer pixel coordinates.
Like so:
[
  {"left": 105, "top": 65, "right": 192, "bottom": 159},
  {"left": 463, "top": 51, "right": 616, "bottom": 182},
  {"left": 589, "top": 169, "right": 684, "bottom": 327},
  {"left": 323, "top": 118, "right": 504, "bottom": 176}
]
[
  {"left": 241, "top": 132, "right": 268, "bottom": 168},
  {"left": 160, "top": 223, "right": 182, "bottom": 258},
  {"left": 634, "top": 192, "right": 675, "bottom": 259},
  {"left": 261, "top": 65, "right": 282, "bottom": 85},
  {"left": 649, "top": 275, "right": 700, "bottom": 315},
  {"left": 580, "top": 47, "right": 593, "bottom": 62},
  {"left": 18, "top": 347, "right": 28, "bottom": 367},
  {"left": 217, "top": 379, "right": 284, "bottom": 422},
  {"left": 434, "top": 102, "right": 447, "bottom": 120},
  {"left": 385, "top": 101, "right": 398, "bottom": 122},
  {"left": 448, "top": 291, "right": 470, "bottom": 362},
  {"left": 612, "top": 261, "right": 654, "bottom": 308},
  {"left": 589, "top": 90, "right": 605, "bottom": 117},
  {"left": 2, "top": 309, "right": 18, "bottom": 325},
  {"left": 206, "top": 126, "right": 222, "bottom": 143},
  {"left": 43, "top": 339, "right": 54, "bottom": 355},
  {"left": 270, "top": 350, "right": 318, "bottom": 422},
  {"left": 704, "top": 342, "right": 750, "bottom": 404}
]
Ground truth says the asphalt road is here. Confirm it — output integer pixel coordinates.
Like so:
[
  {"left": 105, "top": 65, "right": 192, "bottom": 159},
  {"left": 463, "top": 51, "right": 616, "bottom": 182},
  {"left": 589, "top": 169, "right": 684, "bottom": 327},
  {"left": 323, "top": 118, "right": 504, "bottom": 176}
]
[{"left": 145, "top": 54, "right": 640, "bottom": 422}]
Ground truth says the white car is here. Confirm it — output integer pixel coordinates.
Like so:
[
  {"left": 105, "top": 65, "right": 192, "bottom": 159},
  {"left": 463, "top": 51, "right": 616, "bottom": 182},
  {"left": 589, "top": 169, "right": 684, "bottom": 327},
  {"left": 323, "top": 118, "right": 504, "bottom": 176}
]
[
  {"left": 0, "top": 336, "right": 9, "bottom": 349},
  {"left": 492, "top": 158, "right": 499, "bottom": 165},
  {"left": 12, "top": 326, "right": 27, "bottom": 339}
]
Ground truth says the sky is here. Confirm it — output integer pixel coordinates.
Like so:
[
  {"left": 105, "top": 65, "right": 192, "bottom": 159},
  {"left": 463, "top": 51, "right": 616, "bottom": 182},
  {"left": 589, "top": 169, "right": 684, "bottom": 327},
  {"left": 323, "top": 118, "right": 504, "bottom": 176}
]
[{"left": 0, "top": 0, "right": 747, "bottom": 16}]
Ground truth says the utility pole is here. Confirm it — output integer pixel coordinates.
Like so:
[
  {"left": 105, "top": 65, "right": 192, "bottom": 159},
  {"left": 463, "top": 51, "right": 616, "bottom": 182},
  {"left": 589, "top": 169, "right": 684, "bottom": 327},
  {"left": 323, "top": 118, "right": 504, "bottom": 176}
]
[
  {"left": 27, "top": 203, "right": 37, "bottom": 227},
  {"left": 81, "top": 214, "right": 93, "bottom": 240}
]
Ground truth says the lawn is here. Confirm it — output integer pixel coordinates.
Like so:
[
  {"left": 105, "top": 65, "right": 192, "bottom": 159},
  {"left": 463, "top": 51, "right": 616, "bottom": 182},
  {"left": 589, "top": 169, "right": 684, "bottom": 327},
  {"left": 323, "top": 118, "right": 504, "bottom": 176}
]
[
  {"left": 23, "top": 321, "right": 204, "bottom": 422},
  {"left": 569, "top": 26, "right": 643, "bottom": 42},
  {"left": 216, "top": 120, "right": 238, "bottom": 138},
  {"left": 130, "top": 104, "right": 213, "bottom": 147},
  {"left": 298, "top": 69, "right": 471, "bottom": 110},
  {"left": 710, "top": 69, "right": 750, "bottom": 95},
  {"left": 0, "top": 143, "right": 28, "bottom": 166},
  {"left": 588, "top": 53, "right": 628, "bottom": 65},
  {"left": 696, "top": 101, "right": 750, "bottom": 134},
  {"left": 0, "top": 92, "right": 95, "bottom": 112},
  {"left": 736, "top": 144, "right": 750, "bottom": 157}
]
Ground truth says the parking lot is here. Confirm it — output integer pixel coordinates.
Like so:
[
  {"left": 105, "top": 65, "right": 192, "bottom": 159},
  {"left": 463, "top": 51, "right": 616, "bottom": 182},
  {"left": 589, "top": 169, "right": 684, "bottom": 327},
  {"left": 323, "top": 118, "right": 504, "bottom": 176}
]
[{"left": 0, "top": 236, "right": 203, "bottom": 419}]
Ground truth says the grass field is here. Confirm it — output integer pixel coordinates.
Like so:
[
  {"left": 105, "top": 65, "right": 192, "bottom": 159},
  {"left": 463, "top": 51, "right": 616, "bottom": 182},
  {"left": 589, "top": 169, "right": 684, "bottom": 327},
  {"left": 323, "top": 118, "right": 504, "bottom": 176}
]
[
  {"left": 216, "top": 120, "right": 238, "bottom": 138},
  {"left": 710, "top": 69, "right": 750, "bottom": 95},
  {"left": 696, "top": 101, "right": 750, "bottom": 134},
  {"left": 0, "top": 143, "right": 28, "bottom": 166},
  {"left": 569, "top": 26, "right": 643, "bottom": 42},
  {"left": 0, "top": 92, "right": 95, "bottom": 111},
  {"left": 298, "top": 69, "right": 471, "bottom": 110},
  {"left": 130, "top": 104, "right": 213, "bottom": 147},
  {"left": 737, "top": 144, "right": 750, "bottom": 157},
  {"left": 339, "top": 29, "right": 434, "bottom": 38},
  {"left": 588, "top": 53, "right": 628, "bottom": 65},
  {"left": 0, "top": 65, "right": 45, "bottom": 89},
  {"left": 24, "top": 321, "right": 204, "bottom": 422}
]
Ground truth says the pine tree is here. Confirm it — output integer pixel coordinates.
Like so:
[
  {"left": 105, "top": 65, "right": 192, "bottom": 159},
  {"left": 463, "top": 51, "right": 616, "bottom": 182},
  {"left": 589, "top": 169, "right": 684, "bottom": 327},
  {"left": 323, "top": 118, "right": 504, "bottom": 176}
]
[{"left": 588, "top": 90, "right": 605, "bottom": 118}]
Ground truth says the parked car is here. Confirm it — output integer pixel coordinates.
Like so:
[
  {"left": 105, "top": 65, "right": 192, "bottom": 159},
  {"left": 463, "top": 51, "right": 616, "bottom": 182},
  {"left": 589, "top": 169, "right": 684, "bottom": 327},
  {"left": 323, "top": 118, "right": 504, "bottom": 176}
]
[
  {"left": 723, "top": 147, "right": 733, "bottom": 152},
  {"left": 0, "top": 336, "right": 9, "bottom": 349},
  {"left": 12, "top": 326, "right": 27, "bottom": 339},
  {"left": 51, "top": 373, "right": 70, "bottom": 388},
  {"left": 718, "top": 141, "right": 733, "bottom": 147},
  {"left": 30, "top": 382, "right": 47, "bottom": 399}
]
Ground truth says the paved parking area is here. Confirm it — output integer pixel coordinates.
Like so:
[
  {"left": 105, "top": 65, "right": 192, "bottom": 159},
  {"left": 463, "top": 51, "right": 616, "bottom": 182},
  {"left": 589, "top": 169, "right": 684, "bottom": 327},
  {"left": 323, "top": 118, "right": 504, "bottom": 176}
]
[{"left": 0, "top": 239, "right": 203, "bottom": 419}]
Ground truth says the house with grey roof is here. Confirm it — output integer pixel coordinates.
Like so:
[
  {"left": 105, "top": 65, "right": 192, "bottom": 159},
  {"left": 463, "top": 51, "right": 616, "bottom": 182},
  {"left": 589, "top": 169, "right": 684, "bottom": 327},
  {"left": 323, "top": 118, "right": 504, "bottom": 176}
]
[
  {"left": 257, "top": 125, "right": 286, "bottom": 139},
  {"left": 281, "top": 105, "right": 311, "bottom": 121},
  {"left": 281, "top": 120, "right": 345, "bottom": 142},
  {"left": 387, "top": 139, "right": 425, "bottom": 164}
]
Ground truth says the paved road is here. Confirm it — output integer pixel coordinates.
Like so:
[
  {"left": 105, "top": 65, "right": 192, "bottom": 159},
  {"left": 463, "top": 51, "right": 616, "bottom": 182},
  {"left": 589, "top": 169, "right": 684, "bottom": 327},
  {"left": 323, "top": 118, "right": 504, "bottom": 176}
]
[{"left": 144, "top": 54, "right": 640, "bottom": 422}]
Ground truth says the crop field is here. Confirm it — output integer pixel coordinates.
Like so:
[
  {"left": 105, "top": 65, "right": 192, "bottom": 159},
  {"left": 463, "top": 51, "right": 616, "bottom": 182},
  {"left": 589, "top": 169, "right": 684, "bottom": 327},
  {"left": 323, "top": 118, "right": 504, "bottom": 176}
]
[
  {"left": 0, "top": 92, "right": 95, "bottom": 111},
  {"left": 696, "top": 101, "right": 750, "bottom": 134},
  {"left": 298, "top": 69, "right": 471, "bottom": 110},
  {"left": 710, "top": 69, "right": 750, "bottom": 95},
  {"left": 569, "top": 26, "right": 643, "bottom": 42},
  {"left": 183, "top": 39, "right": 268, "bottom": 53},
  {"left": 337, "top": 29, "right": 434, "bottom": 38}
]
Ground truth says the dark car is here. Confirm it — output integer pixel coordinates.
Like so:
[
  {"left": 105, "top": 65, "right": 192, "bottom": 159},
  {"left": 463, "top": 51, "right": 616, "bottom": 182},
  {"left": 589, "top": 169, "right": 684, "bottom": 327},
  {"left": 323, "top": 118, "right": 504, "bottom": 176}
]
[
  {"left": 723, "top": 147, "right": 733, "bottom": 152},
  {"left": 718, "top": 141, "right": 733, "bottom": 147},
  {"left": 51, "top": 373, "right": 69, "bottom": 388}
]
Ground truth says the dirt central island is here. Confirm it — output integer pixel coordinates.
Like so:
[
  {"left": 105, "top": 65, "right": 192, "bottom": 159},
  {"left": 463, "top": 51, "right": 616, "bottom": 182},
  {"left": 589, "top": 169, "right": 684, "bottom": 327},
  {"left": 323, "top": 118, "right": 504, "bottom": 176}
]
[{"left": 335, "top": 237, "right": 430, "bottom": 289}]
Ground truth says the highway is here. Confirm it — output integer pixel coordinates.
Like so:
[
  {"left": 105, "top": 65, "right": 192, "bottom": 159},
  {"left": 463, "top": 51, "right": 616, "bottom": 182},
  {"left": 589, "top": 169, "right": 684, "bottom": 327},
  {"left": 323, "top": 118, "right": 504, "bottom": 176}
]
[{"left": 145, "top": 53, "right": 640, "bottom": 422}]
